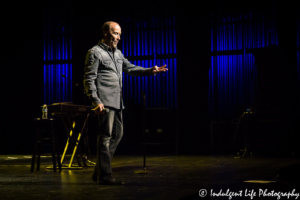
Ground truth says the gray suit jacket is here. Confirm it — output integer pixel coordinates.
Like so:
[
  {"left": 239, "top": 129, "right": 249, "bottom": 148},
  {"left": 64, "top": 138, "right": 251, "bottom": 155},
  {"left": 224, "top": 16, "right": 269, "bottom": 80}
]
[{"left": 83, "top": 42, "right": 153, "bottom": 109}]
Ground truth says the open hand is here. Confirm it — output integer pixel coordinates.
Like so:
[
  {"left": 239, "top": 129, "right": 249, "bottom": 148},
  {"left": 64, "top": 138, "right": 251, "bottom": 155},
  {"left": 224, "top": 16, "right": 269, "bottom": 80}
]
[{"left": 152, "top": 64, "right": 168, "bottom": 75}]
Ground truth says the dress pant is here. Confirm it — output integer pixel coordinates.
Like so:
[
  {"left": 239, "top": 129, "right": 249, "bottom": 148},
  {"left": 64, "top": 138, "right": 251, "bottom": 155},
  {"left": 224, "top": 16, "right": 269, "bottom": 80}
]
[{"left": 92, "top": 107, "right": 123, "bottom": 180}]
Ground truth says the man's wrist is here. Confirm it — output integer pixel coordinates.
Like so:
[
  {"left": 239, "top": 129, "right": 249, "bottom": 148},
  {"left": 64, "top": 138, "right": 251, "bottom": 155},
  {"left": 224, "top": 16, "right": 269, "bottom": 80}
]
[{"left": 151, "top": 67, "right": 156, "bottom": 76}]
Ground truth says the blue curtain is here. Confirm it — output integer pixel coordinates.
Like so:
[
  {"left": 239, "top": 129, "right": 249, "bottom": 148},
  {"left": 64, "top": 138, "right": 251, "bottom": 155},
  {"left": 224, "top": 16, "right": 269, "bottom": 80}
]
[
  {"left": 209, "top": 12, "right": 278, "bottom": 118},
  {"left": 43, "top": 0, "right": 72, "bottom": 105},
  {"left": 121, "top": 17, "right": 177, "bottom": 108}
]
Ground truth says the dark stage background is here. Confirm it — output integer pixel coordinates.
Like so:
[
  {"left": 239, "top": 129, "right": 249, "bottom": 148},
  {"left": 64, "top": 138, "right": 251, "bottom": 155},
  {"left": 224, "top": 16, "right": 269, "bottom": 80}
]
[{"left": 1, "top": 0, "right": 299, "bottom": 156}]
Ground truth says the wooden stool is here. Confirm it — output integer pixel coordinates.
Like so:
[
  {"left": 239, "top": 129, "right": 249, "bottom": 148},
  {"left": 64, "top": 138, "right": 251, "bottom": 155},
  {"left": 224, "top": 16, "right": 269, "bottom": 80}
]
[{"left": 31, "top": 118, "right": 62, "bottom": 172}]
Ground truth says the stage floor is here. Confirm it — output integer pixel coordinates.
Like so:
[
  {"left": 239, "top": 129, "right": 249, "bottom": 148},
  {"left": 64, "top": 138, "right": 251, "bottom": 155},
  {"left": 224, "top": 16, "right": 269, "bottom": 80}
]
[{"left": 0, "top": 154, "right": 299, "bottom": 200}]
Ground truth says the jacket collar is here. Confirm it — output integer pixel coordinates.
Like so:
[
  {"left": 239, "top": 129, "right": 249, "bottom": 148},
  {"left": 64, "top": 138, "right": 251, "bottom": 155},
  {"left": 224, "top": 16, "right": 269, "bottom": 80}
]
[{"left": 98, "top": 41, "right": 117, "bottom": 52}]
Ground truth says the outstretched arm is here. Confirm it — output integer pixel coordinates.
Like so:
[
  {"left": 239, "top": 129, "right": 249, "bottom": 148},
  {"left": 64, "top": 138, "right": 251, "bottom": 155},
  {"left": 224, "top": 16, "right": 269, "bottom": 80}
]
[{"left": 119, "top": 51, "right": 168, "bottom": 76}]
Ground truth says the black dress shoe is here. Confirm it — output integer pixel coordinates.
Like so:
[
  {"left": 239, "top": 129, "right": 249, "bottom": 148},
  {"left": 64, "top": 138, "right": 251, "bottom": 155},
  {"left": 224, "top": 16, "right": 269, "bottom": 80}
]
[{"left": 100, "top": 178, "right": 125, "bottom": 185}]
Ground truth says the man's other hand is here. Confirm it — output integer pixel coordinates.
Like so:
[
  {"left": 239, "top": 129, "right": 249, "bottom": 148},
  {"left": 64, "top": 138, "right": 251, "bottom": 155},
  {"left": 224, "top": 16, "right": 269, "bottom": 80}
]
[
  {"left": 94, "top": 104, "right": 105, "bottom": 114},
  {"left": 152, "top": 64, "right": 168, "bottom": 75}
]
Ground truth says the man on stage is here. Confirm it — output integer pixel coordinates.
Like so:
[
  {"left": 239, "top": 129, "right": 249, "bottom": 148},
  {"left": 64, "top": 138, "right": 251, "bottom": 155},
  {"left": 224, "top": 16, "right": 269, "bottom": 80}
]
[{"left": 83, "top": 21, "right": 168, "bottom": 185}]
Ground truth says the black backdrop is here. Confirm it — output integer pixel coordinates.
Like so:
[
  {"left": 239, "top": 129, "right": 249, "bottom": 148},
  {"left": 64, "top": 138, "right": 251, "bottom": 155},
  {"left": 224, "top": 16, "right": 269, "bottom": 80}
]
[
  {"left": 71, "top": 0, "right": 211, "bottom": 154},
  {"left": 1, "top": 0, "right": 299, "bottom": 155},
  {"left": 1, "top": 2, "right": 43, "bottom": 154}
]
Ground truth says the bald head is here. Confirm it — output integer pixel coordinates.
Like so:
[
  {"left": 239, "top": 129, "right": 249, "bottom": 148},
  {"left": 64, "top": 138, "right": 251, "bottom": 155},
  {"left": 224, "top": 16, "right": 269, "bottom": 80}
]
[
  {"left": 100, "top": 21, "right": 120, "bottom": 39},
  {"left": 100, "top": 21, "right": 121, "bottom": 49}
]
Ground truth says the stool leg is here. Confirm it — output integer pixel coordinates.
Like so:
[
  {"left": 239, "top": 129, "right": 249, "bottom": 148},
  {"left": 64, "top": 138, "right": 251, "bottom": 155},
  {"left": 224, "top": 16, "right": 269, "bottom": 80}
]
[
  {"left": 55, "top": 139, "right": 62, "bottom": 172},
  {"left": 31, "top": 154, "right": 35, "bottom": 172},
  {"left": 53, "top": 120, "right": 62, "bottom": 171},
  {"left": 51, "top": 121, "right": 57, "bottom": 172},
  {"left": 37, "top": 137, "right": 41, "bottom": 171},
  {"left": 54, "top": 123, "right": 62, "bottom": 172},
  {"left": 36, "top": 123, "right": 41, "bottom": 172},
  {"left": 31, "top": 122, "right": 39, "bottom": 172},
  {"left": 54, "top": 122, "right": 62, "bottom": 172}
]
